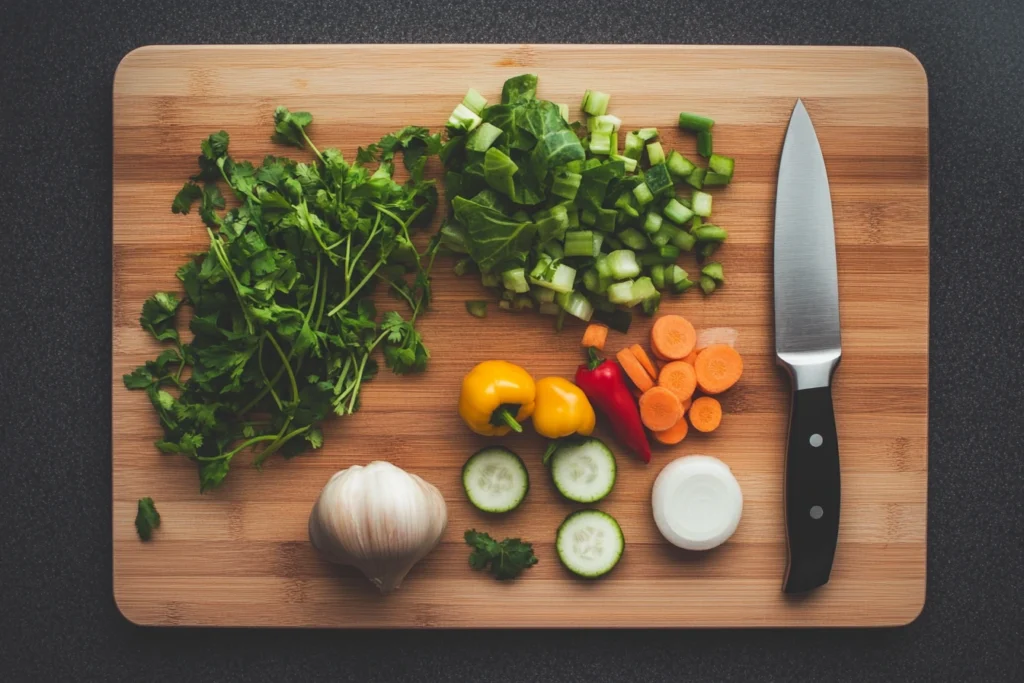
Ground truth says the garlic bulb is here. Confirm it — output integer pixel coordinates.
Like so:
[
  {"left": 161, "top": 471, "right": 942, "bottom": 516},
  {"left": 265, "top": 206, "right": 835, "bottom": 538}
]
[{"left": 308, "top": 461, "right": 447, "bottom": 594}]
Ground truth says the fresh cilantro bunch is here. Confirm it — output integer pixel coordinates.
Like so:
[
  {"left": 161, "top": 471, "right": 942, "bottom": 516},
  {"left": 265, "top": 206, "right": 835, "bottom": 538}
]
[
  {"left": 464, "top": 529, "right": 538, "bottom": 580},
  {"left": 124, "top": 108, "right": 441, "bottom": 491}
]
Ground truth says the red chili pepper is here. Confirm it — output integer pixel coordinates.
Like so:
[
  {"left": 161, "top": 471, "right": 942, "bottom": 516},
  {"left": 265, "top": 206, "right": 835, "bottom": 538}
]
[{"left": 574, "top": 348, "right": 651, "bottom": 463}]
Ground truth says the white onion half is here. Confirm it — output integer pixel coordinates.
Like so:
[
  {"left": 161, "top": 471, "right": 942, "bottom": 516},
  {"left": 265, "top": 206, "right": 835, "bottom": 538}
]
[{"left": 651, "top": 455, "right": 743, "bottom": 551}]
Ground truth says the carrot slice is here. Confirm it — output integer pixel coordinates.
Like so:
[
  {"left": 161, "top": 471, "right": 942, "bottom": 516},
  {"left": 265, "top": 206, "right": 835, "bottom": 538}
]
[
  {"left": 658, "top": 361, "right": 697, "bottom": 402},
  {"left": 650, "top": 315, "right": 697, "bottom": 360},
  {"left": 638, "top": 386, "right": 684, "bottom": 431},
  {"left": 581, "top": 323, "right": 609, "bottom": 351},
  {"left": 681, "top": 397, "right": 692, "bottom": 414},
  {"left": 617, "top": 348, "right": 654, "bottom": 392},
  {"left": 689, "top": 396, "right": 723, "bottom": 432},
  {"left": 653, "top": 417, "right": 689, "bottom": 445},
  {"left": 682, "top": 350, "right": 700, "bottom": 366},
  {"left": 630, "top": 344, "right": 659, "bottom": 379},
  {"left": 694, "top": 344, "right": 743, "bottom": 394}
]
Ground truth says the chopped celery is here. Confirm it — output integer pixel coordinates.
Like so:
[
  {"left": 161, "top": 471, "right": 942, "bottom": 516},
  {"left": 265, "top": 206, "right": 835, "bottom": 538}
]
[
  {"left": 583, "top": 268, "right": 601, "bottom": 292},
  {"left": 627, "top": 277, "right": 657, "bottom": 307},
  {"left": 580, "top": 209, "right": 597, "bottom": 227},
  {"left": 632, "top": 182, "right": 655, "bottom": 208},
  {"left": 501, "top": 289, "right": 515, "bottom": 301},
  {"left": 623, "top": 132, "right": 644, "bottom": 160},
  {"left": 498, "top": 299, "right": 513, "bottom": 311},
  {"left": 658, "top": 244, "right": 681, "bottom": 260},
  {"left": 481, "top": 272, "right": 500, "bottom": 288},
  {"left": 484, "top": 147, "right": 518, "bottom": 196},
  {"left": 708, "top": 154, "right": 735, "bottom": 178},
  {"left": 650, "top": 223, "right": 678, "bottom": 248},
  {"left": 565, "top": 159, "right": 585, "bottom": 174},
  {"left": 607, "top": 249, "right": 641, "bottom": 279},
  {"left": 603, "top": 234, "right": 624, "bottom": 251},
  {"left": 636, "top": 127, "right": 659, "bottom": 141},
  {"left": 595, "top": 253, "right": 611, "bottom": 278},
  {"left": 699, "top": 275, "right": 717, "bottom": 295},
  {"left": 555, "top": 309, "right": 566, "bottom": 331},
  {"left": 543, "top": 240, "right": 564, "bottom": 260},
  {"left": 699, "top": 242, "right": 719, "bottom": 261},
  {"left": 685, "top": 167, "right": 706, "bottom": 190},
  {"left": 595, "top": 208, "right": 618, "bottom": 232},
  {"left": 557, "top": 103, "right": 570, "bottom": 123},
  {"left": 644, "top": 163, "right": 673, "bottom": 197},
  {"left": 703, "top": 172, "right": 731, "bottom": 186},
  {"left": 641, "top": 291, "right": 662, "bottom": 316},
  {"left": 664, "top": 198, "right": 695, "bottom": 225},
  {"left": 638, "top": 252, "right": 674, "bottom": 267},
  {"left": 597, "top": 274, "right": 613, "bottom": 294},
  {"left": 650, "top": 264, "right": 666, "bottom": 290},
  {"left": 583, "top": 157, "right": 603, "bottom": 171},
  {"left": 618, "top": 228, "right": 648, "bottom": 251},
  {"left": 559, "top": 291, "right": 594, "bottom": 321},
  {"left": 582, "top": 90, "right": 611, "bottom": 116},
  {"left": 671, "top": 229, "right": 697, "bottom": 252},
  {"left": 678, "top": 112, "right": 715, "bottom": 132},
  {"left": 592, "top": 308, "right": 632, "bottom": 333},
  {"left": 466, "top": 122, "right": 504, "bottom": 152},
  {"left": 465, "top": 300, "right": 488, "bottom": 318},
  {"left": 697, "top": 130, "right": 713, "bottom": 158},
  {"left": 694, "top": 225, "right": 727, "bottom": 242},
  {"left": 533, "top": 287, "right": 556, "bottom": 304},
  {"left": 702, "top": 261, "right": 725, "bottom": 283},
  {"left": 462, "top": 88, "right": 487, "bottom": 115},
  {"left": 551, "top": 170, "right": 583, "bottom": 200},
  {"left": 565, "top": 204, "right": 580, "bottom": 229},
  {"left": 610, "top": 154, "right": 638, "bottom": 173},
  {"left": 667, "top": 150, "right": 697, "bottom": 178},
  {"left": 530, "top": 255, "right": 553, "bottom": 280},
  {"left": 646, "top": 141, "right": 666, "bottom": 166},
  {"left": 607, "top": 280, "right": 635, "bottom": 305},
  {"left": 617, "top": 203, "right": 640, "bottom": 220},
  {"left": 692, "top": 191, "right": 713, "bottom": 217},
  {"left": 448, "top": 103, "right": 482, "bottom": 132},
  {"left": 592, "top": 114, "right": 622, "bottom": 133},
  {"left": 689, "top": 215, "right": 703, "bottom": 233},
  {"left": 538, "top": 301, "right": 561, "bottom": 316},
  {"left": 589, "top": 131, "right": 613, "bottom": 155},
  {"left": 643, "top": 211, "right": 664, "bottom": 234},
  {"left": 502, "top": 267, "right": 530, "bottom": 293},
  {"left": 530, "top": 262, "right": 577, "bottom": 293},
  {"left": 591, "top": 232, "right": 604, "bottom": 257},
  {"left": 514, "top": 296, "right": 535, "bottom": 311},
  {"left": 564, "top": 230, "right": 598, "bottom": 257}
]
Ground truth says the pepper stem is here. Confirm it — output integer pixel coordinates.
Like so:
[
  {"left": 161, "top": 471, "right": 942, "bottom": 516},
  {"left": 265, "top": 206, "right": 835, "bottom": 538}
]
[
  {"left": 586, "top": 346, "right": 604, "bottom": 371},
  {"left": 496, "top": 408, "right": 523, "bottom": 433}
]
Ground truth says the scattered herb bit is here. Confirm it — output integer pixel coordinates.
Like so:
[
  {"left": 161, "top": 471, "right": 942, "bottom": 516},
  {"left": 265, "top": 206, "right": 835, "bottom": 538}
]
[
  {"left": 464, "top": 529, "right": 538, "bottom": 580},
  {"left": 125, "top": 109, "right": 442, "bottom": 491},
  {"left": 135, "top": 497, "right": 161, "bottom": 541}
]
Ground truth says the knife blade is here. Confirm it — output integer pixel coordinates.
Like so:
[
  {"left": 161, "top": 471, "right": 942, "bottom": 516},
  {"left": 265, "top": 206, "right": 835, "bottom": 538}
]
[{"left": 774, "top": 99, "right": 842, "bottom": 594}]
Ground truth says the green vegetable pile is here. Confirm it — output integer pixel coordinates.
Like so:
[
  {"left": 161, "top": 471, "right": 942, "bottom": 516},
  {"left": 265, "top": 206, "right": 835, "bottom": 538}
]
[
  {"left": 440, "top": 75, "right": 736, "bottom": 332},
  {"left": 123, "top": 108, "right": 441, "bottom": 491}
]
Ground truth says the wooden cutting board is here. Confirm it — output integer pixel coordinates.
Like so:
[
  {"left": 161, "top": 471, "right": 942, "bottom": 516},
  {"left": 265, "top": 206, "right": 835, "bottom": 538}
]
[{"left": 112, "top": 44, "right": 928, "bottom": 628}]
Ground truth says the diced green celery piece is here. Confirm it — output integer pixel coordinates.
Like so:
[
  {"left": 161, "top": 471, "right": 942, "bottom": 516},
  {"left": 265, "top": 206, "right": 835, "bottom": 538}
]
[
  {"left": 589, "top": 131, "right": 613, "bottom": 155},
  {"left": 610, "top": 154, "right": 638, "bottom": 173},
  {"left": 638, "top": 252, "right": 673, "bottom": 267},
  {"left": 502, "top": 267, "right": 530, "bottom": 293},
  {"left": 650, "top": 223, "right": 678, "bottom": 248},
  {"left": 643, "top": 211, "right": 664, "bottom": 234},
  {"left": 557, "top": 103, "right": 570, "bottom": 123},
  {"left": 465, "top": 122, "right": 504, "bottom": 152},
  {"left": 565, "top": 159, "right": 585, "bottom": 174},
  {"left": 663, "top": 198, "right": 695, "bottom": 225},
  {"left": 697, "top": 130, "right": 713, "bottom": 158},
  {"left": 650, "top": 264, "right": 666, "bottom": 290},
  {"left": 641, "top": 291, "right": 661, "bottom": 316},
  {"left": 551, "top": 170, "right": 583, "bottom": 200},
  {"left": 564, "top": 230, "right": 597, "bottom": 257},
  {"left": 591, "top": 114, "right": 622, "bottom": 133},
  {"left": 607, "top": 280, "right": 635, "bottom": 305},
  {"left": 636, "top": 127, "right": 659, "bottom": 141},
  {"left": 583, "top": 268, "right": 601, "bottom": 293},
  {"left": 595, "top": 253, "right": 611, "bottom": 278},
  {"left": 544, "top": 241, "right": 564, "bottom": 260},
  {"left": 694, "top": 224, "right": 728, "bottom": 242},
  {"left": 448, "top": 103, "right": 482, "bottom": 132},
  {"left": 623, "top": 132, "right": 644, "bottom": 160},
  {"left": 692, "top": 191, "right": 713, "bottom": 217},
  {"left": 618, "top": 228, "right": 647, "bottom": 251},
  {"left": 607, "top": 249, "right": 641, "bottom": 279},
  {"left": 678, "top": 112, "right": 715, "bottom": 132},
  {"left": 643, "top": 163, "right": 673, "bottom": 197},
  {"left": 646, "top": 141, "right": 666, "bottom": 166},
  {"left": 658, "top": 244, "right": 681, "bottom": 260},
  {"left": 560, "top": 291, "right": 595, "bottom": 321},
  {"left": 699, "top": 275, "right": 717, "bottom": 295},
  {"left": 667, "top": 150, "right": 697, "bottom": 178},
  {"left": 708, "top": 154, "right": 734, "bottom": 177},
  {"left": 671, "top": 229, "right": 697, "bottom": 252},
  {"left": 627, "top": 277, "right": 657, "bottom": 307},
  {"left": 595, "top": 208, "right": 618, "bottom": 232},
  {"left": 703, "top": 172, "right": 730, "bottom": 186},
  {"left": 462, "top": 88, "right": 487, "bottom": 115},
  {"left": 465, "top": 300, "right": 488, "bottom": 318},
  {"left": 580, "top": 208, "right": 597, "bottom": 227},
  {"left": 685, "top": 167, "right": 706, "bottom": 190},
  {"left": 583, "top": 157, "right": 603, "bottom": 171},
  {"left": 533, "top": 287, "right": 557, "bottom": 304},
  {"left": 702, "top": 261, "right": 725, "bottom": 283},
  {"left": 513, "top": 295, "right": 534, "bottom": 311},
  {"left": 603, "top": 234, "right": 624, "bottom": 251},
  {"left": 582, "top": 89, "right": 611, "bottom": 116},
  {"left": 632, "top": 182, "right": 654, "bottom": 208}
]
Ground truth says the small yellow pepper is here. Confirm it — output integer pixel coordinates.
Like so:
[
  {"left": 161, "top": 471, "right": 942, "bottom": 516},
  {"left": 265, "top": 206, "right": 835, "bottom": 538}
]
[
  {"left": 532, "top": 376, "right": 596, "bottom": 440},
  {"left": 458, "top": 361, "right": 537, "bottom": 436}
]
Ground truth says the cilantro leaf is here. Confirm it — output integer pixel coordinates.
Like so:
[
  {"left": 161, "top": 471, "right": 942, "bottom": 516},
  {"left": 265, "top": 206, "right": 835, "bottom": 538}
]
[
  {"left": 272, "top": 107, "right": 313, "bottom": 149},
  {"left": 464, "top": 529, "right": 538, "bottom": 580},
  {"left": 135, "top": 498, "right": 161, "bottom": 541},
  {"left": 172, "top": 182, "right": 204, "bottom": 215}
]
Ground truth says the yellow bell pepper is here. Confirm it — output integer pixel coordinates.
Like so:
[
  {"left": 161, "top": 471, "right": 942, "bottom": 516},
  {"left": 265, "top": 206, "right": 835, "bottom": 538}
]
[
  {"left": 458, "top": 360, "right": 537, "bottom": 436},
  {"left": 532, "top": 376, "right": 596, "bottom": 440}
]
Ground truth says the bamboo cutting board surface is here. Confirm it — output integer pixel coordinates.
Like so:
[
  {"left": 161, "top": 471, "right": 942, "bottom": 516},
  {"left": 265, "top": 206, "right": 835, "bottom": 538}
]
[{"left": 112, "top": 45, "right": 928, "bottom": 628}]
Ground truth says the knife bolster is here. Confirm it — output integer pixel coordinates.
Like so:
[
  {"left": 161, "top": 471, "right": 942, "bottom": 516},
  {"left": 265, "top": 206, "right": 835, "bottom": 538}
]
[{"left": 777, "top": 349, "right": 841, "bottom": 390}]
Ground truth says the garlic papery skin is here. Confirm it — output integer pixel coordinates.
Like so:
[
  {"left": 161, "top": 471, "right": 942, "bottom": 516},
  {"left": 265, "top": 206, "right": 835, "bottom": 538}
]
[{"left": 308, "top": 461, "right": 448, "bottom": 594}]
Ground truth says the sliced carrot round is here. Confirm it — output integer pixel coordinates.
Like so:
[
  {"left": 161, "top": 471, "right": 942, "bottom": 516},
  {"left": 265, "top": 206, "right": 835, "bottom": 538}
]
[
  {"left": 694, "top": 344, "right": 743, "bottom": 394},
  {"left": 689, "top": 396, "right": 723, "bottom": 432},
  {"left": 653, "top": 417, "right": 689, "bottom": 445},
  {"left": 650, "top": 315, "right": 697, "bottom": 360},
  {"left": 657, "top": 361, "right": 697, "bottom": 403},
  {"left": 617, "top": 347, "right": 654, "bottom": 392},
  {"left": 639, "top": 386, "right": 684, "bottom": 432},
  {"left": 630, "top": 344, "right": 659, "bottom": 379}
]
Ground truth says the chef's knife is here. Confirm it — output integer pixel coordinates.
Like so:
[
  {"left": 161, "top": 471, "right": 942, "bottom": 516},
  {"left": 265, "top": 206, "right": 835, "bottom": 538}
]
[{"left": 774, "top": 99, "right": 842, "bottom": 594}]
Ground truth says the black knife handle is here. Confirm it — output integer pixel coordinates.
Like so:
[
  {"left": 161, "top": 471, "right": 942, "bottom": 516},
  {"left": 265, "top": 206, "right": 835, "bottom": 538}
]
[{"left": 783, "top": 385, "right": 841, "bottom": 594}]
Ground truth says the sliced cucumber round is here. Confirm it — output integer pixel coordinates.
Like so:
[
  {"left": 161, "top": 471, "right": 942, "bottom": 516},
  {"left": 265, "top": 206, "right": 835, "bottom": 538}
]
[
  {"left": 549, "top": 437, "right": 617, "bottom": 503},
  {"left": 462, "top": 447, "right": 529, "bottom": 513},
  {"left": 556, "top": 509, "right": 624, "bottom": 578}
]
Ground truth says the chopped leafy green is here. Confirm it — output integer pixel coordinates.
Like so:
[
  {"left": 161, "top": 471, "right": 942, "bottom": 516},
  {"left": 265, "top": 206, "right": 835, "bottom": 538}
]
[
  {"left": 135, "top": 498, "right": 161, "bottom": 541},
  {"left": 125, "top": 109, "right": 442, "bottom": 491},
  {"left": 464, "top": 529, "right": 538, "bottom": 580}
]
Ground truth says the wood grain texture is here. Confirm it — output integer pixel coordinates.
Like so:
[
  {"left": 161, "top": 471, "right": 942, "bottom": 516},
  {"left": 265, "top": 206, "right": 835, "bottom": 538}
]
[{"left": 112, "top": 44, "right": 929, "bottom": 628}]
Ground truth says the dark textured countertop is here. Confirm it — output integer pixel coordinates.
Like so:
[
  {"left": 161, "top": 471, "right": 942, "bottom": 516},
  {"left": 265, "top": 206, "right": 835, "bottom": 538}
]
[{"left": 2, "top": 0, "right": 1022, "bottom": 681}]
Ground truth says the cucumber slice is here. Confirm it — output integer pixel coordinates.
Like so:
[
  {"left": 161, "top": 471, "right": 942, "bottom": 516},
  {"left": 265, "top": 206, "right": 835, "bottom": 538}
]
[
  {"left": 462, "top": 447, "right": 529, "bottom": 513},
  {"left": 548, "top": 438, "right": 617, "bottom": 503},
  {"left": 556, "top": 510, "right": 624, "bottom": 578}
]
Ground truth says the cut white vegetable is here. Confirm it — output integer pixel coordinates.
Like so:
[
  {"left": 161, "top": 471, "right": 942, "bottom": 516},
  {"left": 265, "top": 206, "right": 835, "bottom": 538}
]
[
  {"left": 651, "top": 455, "right": 743, "bottom": 551},
  {"left": 556, "top": 509, "right": 624, "bottom": 578},
  {"left": 548, "top": 437, "right": 617, "bottom": 503},
  {"left": 462, "top": 447, "right": 529, "bottom": 513}
]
